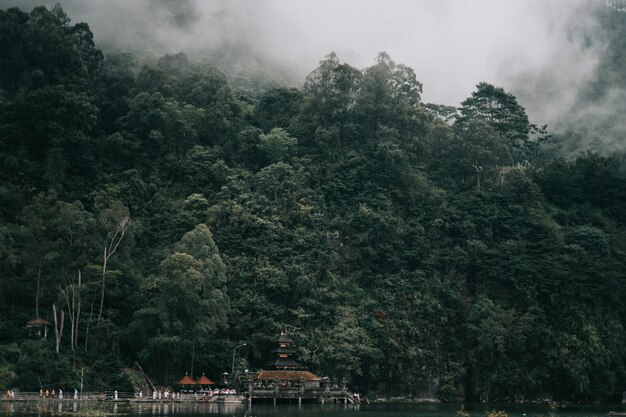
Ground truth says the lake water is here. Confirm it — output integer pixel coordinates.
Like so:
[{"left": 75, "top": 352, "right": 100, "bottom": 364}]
[{"left": 1, "top": 401, "right": 623, "bottom": 417}]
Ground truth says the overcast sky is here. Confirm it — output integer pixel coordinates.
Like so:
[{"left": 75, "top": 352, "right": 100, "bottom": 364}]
[{"left": 0, "top": 0, "right": 606, "bottom": 123}]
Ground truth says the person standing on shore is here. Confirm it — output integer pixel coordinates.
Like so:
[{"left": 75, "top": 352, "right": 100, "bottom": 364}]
[
  {"left": 74, "top": 389, "right": 78, "bottom": 399},
  {"left": 59, "top": 389, "right": 63, "bottom": 399}
]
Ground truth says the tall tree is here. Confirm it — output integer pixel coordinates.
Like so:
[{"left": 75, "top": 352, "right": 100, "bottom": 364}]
[
  {"left": 132, "top": 224, "right": 229, "bottom": 381},
  {"left": 455, "top": 82, "right": 530, "bottom": 152}
]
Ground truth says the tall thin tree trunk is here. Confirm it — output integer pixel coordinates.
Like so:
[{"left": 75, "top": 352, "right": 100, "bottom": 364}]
[
  {"left": 53, "top": 303, "right": 64, "bottom": 354},
  {"left": 61, "top": 273, "right": 76, "bottom": 353},
  {"left": 97, "top": 214, "right": 129, "bottom": 322},
  {"left": 69, "top": 283, "right": 75, "bottom": 353},
  {"left": 98, "top": 246, "right": 107, "bottom": 320},
  {"left": 69, "top": 308, "right": 74, "bottom": 353},
  {"left": 85, "top": 290, "right": 96, "bottom": 349},
  {"left": 75, "top": 270, "right": 81, "bottom": 349}
]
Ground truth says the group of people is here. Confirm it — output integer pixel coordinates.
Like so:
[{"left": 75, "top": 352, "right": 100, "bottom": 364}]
[
  {"left": 143, "top": 388, "right": 237, "bottom": 401},
  {"left": 212, "top": 388, "right": 237, "bottom": 395},
  {"left": 4, "top": 389, "right": 15, "bottom": 399},
  {"left": 39, "top": 388, "right": 79, "bottom": 399},
  {"left": 150, "top": 389, "right": 180, "bottom": 400}
]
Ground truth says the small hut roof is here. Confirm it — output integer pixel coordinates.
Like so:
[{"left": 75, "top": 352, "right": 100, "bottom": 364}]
[
  {"left": 176, "top": 375, "right": 197, "bottom": 385},
  {"left": 255, "top": 370, "right": 320, "bottom": 381},
  {"left": 196, "top": 374, "right": 214, "bottom": 385},
  {"left": 26, "top": 317, "right": 51, "bottom": 326}
]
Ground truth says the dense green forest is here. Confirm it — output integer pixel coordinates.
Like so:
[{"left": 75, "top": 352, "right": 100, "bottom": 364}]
[{"left": 1, "top": 4, "right": 626, "bottom": 403}]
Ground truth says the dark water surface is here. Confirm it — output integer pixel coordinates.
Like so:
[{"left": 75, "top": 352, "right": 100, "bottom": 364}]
[{"left": 1, "top": 401, "right": 624, "bottom": 417}]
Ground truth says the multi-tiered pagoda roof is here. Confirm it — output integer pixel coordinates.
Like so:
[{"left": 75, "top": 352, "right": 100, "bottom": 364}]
[
  {"left": 264, "top": 332, "right": 300, "bottom": 369},
  {"left": 255, "top": 331, "right": 320, "bottom": 385}
]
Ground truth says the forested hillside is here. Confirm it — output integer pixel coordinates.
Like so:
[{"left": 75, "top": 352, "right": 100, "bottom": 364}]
[{"left": 1, "top": 5, "right": 625, "bottom": 403}]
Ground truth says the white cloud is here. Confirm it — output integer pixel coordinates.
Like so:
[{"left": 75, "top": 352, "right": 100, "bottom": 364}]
[{"left": 0, "top": 0, "right": 605, "bottom": 123}]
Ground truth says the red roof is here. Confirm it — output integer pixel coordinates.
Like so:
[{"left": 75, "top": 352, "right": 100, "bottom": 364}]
[
  {"left": 197, "top": 374, "right": 214, "bottom": 385},
  {"left": 255, "top": 370, "right": 320, "bottom": 381},
  {"left": 176, "top": 375, "right": 197, "bottom": 385}
]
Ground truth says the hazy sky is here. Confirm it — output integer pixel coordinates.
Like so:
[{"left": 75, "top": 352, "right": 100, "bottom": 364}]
[{"left": 0, "top": 0, "right": 605, "bottom": 123}]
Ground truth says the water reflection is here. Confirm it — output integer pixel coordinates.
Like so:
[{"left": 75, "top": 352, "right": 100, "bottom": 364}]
[
  {"left": 0, "top": 401, "right": 624, "bottom": 417},
  {"left": 130, "top": 402, "right": 249, "bottom": 416}
]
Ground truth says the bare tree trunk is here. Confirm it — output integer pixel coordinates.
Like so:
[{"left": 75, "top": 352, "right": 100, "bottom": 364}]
[
  {"left": 98, "top": 215, "right": 129, "bottom": 320},
  {"left": 53, "top": 303, "right": 64, "bottom": 354},
  {"left": 69, "top": 305, "right": 74, "bottom": 353},
  {"left": 134, "top": 362, "right": 157, "bottom": 392},
  {"left": 98, "top": 246, "right": 107, "bottom": 320},
  {"left": 61, "top": 272, "right": 76, "bottom": 353},
  {"left": 75, "top": 270, "right": 81, "bottom": 349},
  {"left": 85, "top": 290, "right": 96, "bottom": 349}
]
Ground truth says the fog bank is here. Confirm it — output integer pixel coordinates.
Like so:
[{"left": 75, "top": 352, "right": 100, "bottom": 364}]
[{"left": 0, "top": 0, "right": 612, "bottom": 127}]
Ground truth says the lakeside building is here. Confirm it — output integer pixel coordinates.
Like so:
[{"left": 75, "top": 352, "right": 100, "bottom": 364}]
[
  {"left": 196, "top": 374, "right": 215, "bottom": 391},
  {"left": 175, "top": 374, "right": 196, "bottom": 393},
  {"left": 246, "top": 331, "right": 356, "bottom": 405},
  {"left": 174, "top": 373, "right": 214, "bottom": 393}
]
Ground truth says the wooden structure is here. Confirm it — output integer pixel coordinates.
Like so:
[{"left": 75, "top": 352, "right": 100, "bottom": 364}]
[
  {"left": 263, "top": 331, "right": 301, "bottom": 370},
  {"left": 175, "top": 374, "right": 196, "bottom": 393},
  {"left": 246, "top": 331, "right": 356, "bottom": 405},
  {"left": 26, "top": 317, "right": 50, "bottom": 339},
  {"left": 196, "top": 373, "right": 215, "bottom": 391},
  {"left": 175, "top": 372, "right": 215, "bottom": 393}
]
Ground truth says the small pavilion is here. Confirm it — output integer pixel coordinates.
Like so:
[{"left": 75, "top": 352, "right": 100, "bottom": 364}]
[
  {"left": 26, "top": 317, "right": 50, "bottom": 339},
  {"left": 196, "top": 373, "right": 215, "bottom": 391},
  {"left": 175, "top": 373, "right": 197, "bottom": 393}
]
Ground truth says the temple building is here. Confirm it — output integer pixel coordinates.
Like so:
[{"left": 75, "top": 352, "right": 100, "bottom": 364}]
[
  {"left": 254, "top": 331, "right": 320, "bottom": 389},
  {"left": 246, "top": 331, "right": 356, "bottom": 404}
]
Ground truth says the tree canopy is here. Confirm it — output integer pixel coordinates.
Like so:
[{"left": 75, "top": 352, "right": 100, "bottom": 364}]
[{"left": 0, "top": 4, "right": 625, "bottom": 404}]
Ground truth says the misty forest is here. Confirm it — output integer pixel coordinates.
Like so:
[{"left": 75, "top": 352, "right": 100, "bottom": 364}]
[{"left": 1, "top": 2, "right": 626, "bottom": 404}]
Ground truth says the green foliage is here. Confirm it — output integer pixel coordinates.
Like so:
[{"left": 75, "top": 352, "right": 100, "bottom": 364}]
[
  {"left": 130, "top": 224, "right": 229, "bottom": 383},
  {"left": 1, "top": 4, "right": 626, "bottom": 403},
  {"left": 258, "top": 128, "right": 298, "bottom": 163},
  {"left": 456, "top": 82, "right": 530, "bottom": 144}
]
